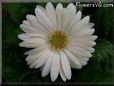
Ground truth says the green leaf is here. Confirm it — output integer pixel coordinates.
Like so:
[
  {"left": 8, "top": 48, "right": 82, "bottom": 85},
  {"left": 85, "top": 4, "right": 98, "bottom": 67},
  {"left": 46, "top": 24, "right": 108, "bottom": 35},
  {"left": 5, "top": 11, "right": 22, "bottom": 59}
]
[
  {"left": 3, "top": 3, "right": 36, "bottom": 23},
  {"left": 93, "top": 39, "right": 114, "bottom": 61},
  {"left": 3, "top": 4, "right": 24, "bottom": 23},
  {"left": 2, "top": 17, "right": 22, "bottom": 49},
  {"left": 93, "top": 7, "right": 113, "bottom": 42}
]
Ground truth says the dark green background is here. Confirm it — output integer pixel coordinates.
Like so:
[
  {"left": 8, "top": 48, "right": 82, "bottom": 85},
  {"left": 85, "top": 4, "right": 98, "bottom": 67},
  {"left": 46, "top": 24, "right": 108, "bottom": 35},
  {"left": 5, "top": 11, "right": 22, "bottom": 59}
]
[{"left": 2, "top": 2, "right": 114, "bottom": 85}]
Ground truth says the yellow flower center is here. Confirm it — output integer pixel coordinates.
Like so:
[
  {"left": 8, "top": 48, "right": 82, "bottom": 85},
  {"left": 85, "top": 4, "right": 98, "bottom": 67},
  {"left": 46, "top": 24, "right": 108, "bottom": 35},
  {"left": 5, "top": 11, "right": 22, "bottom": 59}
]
[{"left": 48, "top": 30, "right": 68, "bottom": 52}]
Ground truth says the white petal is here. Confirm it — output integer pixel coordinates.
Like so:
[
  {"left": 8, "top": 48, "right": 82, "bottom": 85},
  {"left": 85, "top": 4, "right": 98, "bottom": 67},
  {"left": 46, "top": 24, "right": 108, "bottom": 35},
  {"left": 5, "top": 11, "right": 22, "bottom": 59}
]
[
  {"left": 29, "top": 49, "right": 50, "bottom": 68},
  {"left": 35, "top": 7, "right": 53, "bottom": 31},
  {"left": 46, "top": 2, "right": 57, "bottom": 29},
  {"left": 82, "top": 41, "right": 96, "bottom": 47},
  {"left": 20, "top": 38, "right": 45, "bottom": 45},
  {"left": 26, "top": 49, "right": 48, "bottom": 64},
  {"left": 18, "top": 33, "right": 30, "bottom": 40},
  {"left": 51, "top": 53, "right": 60, "bottom": 82},
  {"left": 42, "top": 52, "right": 54, "bottom": 77},
  {"left": 74, "top": 35, "right": 97, "bottom": 42},
  {"left": 73, "top": 29, "right": 95, "bottom": 37},
  {"left": 24, "top": 46, "right": 47, "bottom": 55},
  {"left": 36, "top": 5, "right": 46, "bottom": 13},
  {"left": 63, "top": 3, "right": 76, "bottom": 30},
  {"left": 56, "top": 3, "right": 63, "bottom": 29},
  {"left": 60, "top": 52, "right": 71, "bottom": 80},
  {"left": 19, "top": 42, "right": 40, "bottom": 48},
  {"left": 67, "top": 11, "right": 82, "bottom": 31},
  {"left": 19, "top": 38, "right": 45, "bottom": 48},
  {"left": 69, "top": 23, "right": 95, "bottom": 36},
  {"left": 68, "top": 47, "right": 92, "bottom": 58},
  {"left": 35, "top": 6, "right": 52, "bottom": 33},
  {"left": 20, "top": 24, "right": 37, "bottom": 33},
  {"left": 69, "top": 41, "right": 95, "bottom": 53},
  {"left": 64, "top": 49, "right": 82, "bottom": 69},
  {"left": 90, "top": 35, "right": 98, "bottom": 40},
  {"left": 72, "top": 40, "right": 96, "bottom": 47},
  {"left": 86, "top": 23, "right": 95, "bottom": 29},
  {"left": 77, "top": 16, "right": 90, "bottom": 25},
  {"left": 74, "top": 56, "right": 88, "bottom": 66},
  {"left": 23, "top": 38, "right": 45, "bottom": 43},
  {"left": 87, "top": 47, "right": 95, "bottom": 53},
  {"left": 67, "top": 49, "right": 89, "bottom": 66},
  {"left": 68, "top": 58, "right": 79, "bottom": 69},
  {"left": 68, "top": 16, "right": 90, "bottom": 35},
  {"left": 22, "top": 20, "right": 31, "bottom": 26},
  {"left": 88, "top": 41, "right": 96, "bottom": 46},
  {"left": 70, "top": 37, "right": 95, "bottom": 44},
  {"left": 70, "top": 35, "right": 97, "bottom": 42},
  {"left": 60, "top": 65, "right": 67, "bottom": 82},
  {"left": 18, "top": 33, "right": 45, "bottom": 41},
  {"left": 26, "top": 15, "right": 47, "bottom": 34}
]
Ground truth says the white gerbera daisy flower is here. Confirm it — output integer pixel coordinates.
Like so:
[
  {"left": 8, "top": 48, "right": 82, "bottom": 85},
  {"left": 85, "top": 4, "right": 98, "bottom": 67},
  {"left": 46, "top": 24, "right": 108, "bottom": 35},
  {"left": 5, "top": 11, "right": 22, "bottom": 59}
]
[{"left": 18, "top": 2, "right": 97, "bottom": 82}]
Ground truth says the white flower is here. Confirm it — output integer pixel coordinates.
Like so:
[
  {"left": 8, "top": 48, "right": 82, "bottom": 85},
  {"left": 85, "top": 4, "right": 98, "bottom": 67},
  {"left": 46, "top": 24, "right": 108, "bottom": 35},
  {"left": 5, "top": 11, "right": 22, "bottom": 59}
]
[{"left": 18, "top": 2, "right": 97, "bottom": 82}]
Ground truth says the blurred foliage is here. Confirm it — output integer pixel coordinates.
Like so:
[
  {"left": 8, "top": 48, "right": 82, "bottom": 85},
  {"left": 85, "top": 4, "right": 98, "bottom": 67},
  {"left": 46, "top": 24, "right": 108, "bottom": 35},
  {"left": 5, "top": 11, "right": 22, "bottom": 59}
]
[
  {"left": 93, "top": 7, "right": 113, "bottom": 43},
  {"left": 2, "top": 2, "right": 114, "bottom": 85}
]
